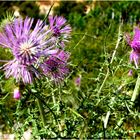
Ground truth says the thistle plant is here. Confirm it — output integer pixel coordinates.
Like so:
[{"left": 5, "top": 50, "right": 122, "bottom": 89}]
[
  {"left": 0, "top": 15, "right": 71, "bottom": 138},
  {"left": 1, "top": 2, "right": 140, "bottom": 139}
]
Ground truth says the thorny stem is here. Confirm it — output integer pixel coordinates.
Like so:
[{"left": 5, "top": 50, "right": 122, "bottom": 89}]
[
  {"left": 37, "top": 98, "right": 46, "bottom": 127},
  {"left": 51, "top": 90, "right": 59, "bottom": 130},
  {"left": 26, "top": 87, "right": 57, "bottom": 124},
  {"left": 46, "top": 3, "right": 54, "bottom": 19},
  {"left": 131, "top": 74, "right": 140, "bottom": 102},
  {"left": 51, "top": 87, "right": 63, "bottom": 137},
  {"left": 57, "top": 85, "right": 64, "bottom": 137},
  {"left": 98, "top": 24, "right": 122, "bottom": 94},
  {"left": 43, "top": 3, "right": 54, "bottom": 21},
  {"left": 33, "top": 91, "right": 57, "bottom": 123}
]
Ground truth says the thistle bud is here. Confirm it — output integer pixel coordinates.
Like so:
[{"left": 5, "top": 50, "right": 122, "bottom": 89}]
[
  {"left": 75, "top": 76, "right": 81, "bottom": 87},
  {"left": 128, "top": 69, "right": 133, "bottom": 76},
  {"left": 13, "top": 88, "right": 21, "bottom": 100}
]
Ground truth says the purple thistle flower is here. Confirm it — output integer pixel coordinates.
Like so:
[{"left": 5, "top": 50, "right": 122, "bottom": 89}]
[
  {"left": 0, "top": 17, "right": 52, "bottom": 65},
  {"left": 127, "top": 27, "right": 140, "bottom": 68},
  {"left": 48, "top": 16, "right": 71, "bottom": 47},
  {"left": 13, "top": 88, "right": 21, "bottom": 100},
  {"left": 0, "top": 17, "right": 54, "bottom": 84},
  {"left": 130, "top": 28, "right": 140, "bottom": 49},
  {"left": 41, "top": 50, "right": 70, "bottom": 83}
]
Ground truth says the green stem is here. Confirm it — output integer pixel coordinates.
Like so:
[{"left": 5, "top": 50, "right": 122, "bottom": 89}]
[
  {"left": 52, "top": 92, "right": 56, "bottom": 105},
  {"left": 131, "top": 74, "right": 140, "bottom": 102},
  {"left": 51, "top": 91, "right": 62, "bottom": 136},
  {"left": 74, "top": 32, "right": 86, "bottom": 49},
  {"left": 37, "top": 98, "right": 46, "bottom": 126},
  {"left": 97, "top": 24, "right": 122, "bottom": 95},
  {"left": 44, "top": 3, "right": 54, "bottom": 21},
  {"left": 98, "top": 69, "right": 109, "bottom": 94}
]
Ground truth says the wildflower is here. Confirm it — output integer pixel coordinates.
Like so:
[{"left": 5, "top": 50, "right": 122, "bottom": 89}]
[
  {"left": 128, "top": 69, "right": 133, "bottom": 76},
  {"left": 48, "top": 16, "right": 71, "bottom": 47},
  {"left": 13, "top": 88, "right": 21, "bottom": 99},
  {"left": 74, "top": 76, "right": 81, "bottom": 87},
  {"left": 41, "top": 50, "right": 70, "bottom": 83},
  {"left": 126, "top": 27, "right": 140, "bottom": 68},
  {"left": 3, "top": 59, "right": 40, "bottom": 83},
  {"left": 0, "top": 17, "right": 53, "bottom": 84},
  {"left": 0, "top": 17, "right": 52, "bottom": 64}
]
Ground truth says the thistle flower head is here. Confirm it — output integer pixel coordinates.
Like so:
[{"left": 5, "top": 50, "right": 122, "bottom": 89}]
[
  {"left": 48, "top": 15, "right": 71, "bottom": 47},
  {"left": 0, "top": 17, "right": 54, "bottom": 84},
  {"left": 129, "top": 27, "right": 140, "bottom": 52},
  {"left": 127, "top": 27, "right": 140, "bottom": 68},
  {"left": 41, "top": 50, "right": 70, "bottom": 83},
  {"left": 0, "top": 17, "right": 51, "bottom": 65}
]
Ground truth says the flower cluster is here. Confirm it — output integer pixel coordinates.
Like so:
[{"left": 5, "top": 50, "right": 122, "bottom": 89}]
[
  {"left": 126, "top": 27, "right": 140, "bottom": 68},
  {"left": 41, "top": 50, "right": 70, "bottom": 83},
  {"left": 0, "top": 16, "right": 71, "bottom": 84}
]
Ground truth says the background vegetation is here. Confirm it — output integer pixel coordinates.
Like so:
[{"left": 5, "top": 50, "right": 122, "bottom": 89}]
[{"left": 0, "top": 1, "right": 140, "bottom": 139}]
